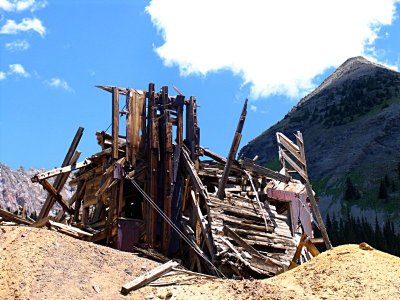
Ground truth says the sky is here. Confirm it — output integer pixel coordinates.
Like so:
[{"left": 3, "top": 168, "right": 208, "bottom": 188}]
[{"left": 0, "top": 0, "right": 400, "bottom": 169}]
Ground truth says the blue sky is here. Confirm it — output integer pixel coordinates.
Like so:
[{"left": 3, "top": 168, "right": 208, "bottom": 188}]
[{"left": 0, "top": 0, "right": 399, "bottom": 169}]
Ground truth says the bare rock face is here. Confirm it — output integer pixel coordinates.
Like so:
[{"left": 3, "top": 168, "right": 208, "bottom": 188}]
[{"left": 0, "top": 163, "right": 74, "bottom": 217}]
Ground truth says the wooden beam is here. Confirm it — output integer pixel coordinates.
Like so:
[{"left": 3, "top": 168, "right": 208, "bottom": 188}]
[
  {"left": 112, "top": 87, "right": 120, "bottom": 160},
  {"left": 121, "top": 260, "right": 179, "bottom": 295},
  {"left": 305, "top": 182, "right": 332, "bottom": 250},
  {"left": 39, "top": 179, "right": 73, "bottom": 214},
  {"left": 240, "top": 158, "right": 291, "bottom": 183},
  {"left": 290, "top": 233, "right": 307, "bottom": 267},
  {"left": 181, "top": 147, "right": 208, "bottom": 201},
  {"left": 31, "top": 158, "right": 91, "bottom": 182},
  {"left": 0, "top": 208, "right": 31, "bottom": 225},
  {"left": 146, "top": 82, "right": 158, "bottom": 248},
  {"left": 37, "top": 127, "right": 83, "bottom": 220},
  {"left": 96, "top": 85, "right": 129, "bottom": 95},
  {"left": 190, "top": 191, "right": 216, "bottom": 261},
  {"left": 304, "top": 236, "right": 320, "bottom": 257},
  {"left": 160, "top": 86, "right": 173, "bottom": 255},
  {"left": 217, "top": 99, "right": 248, "bottom": 199}
]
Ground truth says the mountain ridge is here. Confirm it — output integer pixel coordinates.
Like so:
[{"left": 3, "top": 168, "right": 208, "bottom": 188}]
[{"left": 240, "top": 56, "right": 400, "bottom": 226}]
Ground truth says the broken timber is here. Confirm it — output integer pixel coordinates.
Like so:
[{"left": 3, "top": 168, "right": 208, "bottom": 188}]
[{"left": 24, "top": 82, "right": 328, "bottom": 279}]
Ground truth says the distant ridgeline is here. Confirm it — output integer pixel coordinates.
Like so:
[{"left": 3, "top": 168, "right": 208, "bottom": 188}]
[{"left": 240, "top": 56, "right": 400, "bottom": 255}]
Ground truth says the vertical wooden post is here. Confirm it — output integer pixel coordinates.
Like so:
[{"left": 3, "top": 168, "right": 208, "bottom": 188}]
[
  {"left": 146, "top": 83, "right": 158, "bottom": 248},
  {"left": 185, "top": 96, "right": 199, "bottom": 164},
  {"left": 176, "top": 95, "right": 184, "bottom": 147},
  {"left": 160, "top": 86, "right": 173, "bottom": 255},
  {"left": 126, "top": 89, "right": 134, "bottom": 164},
  {"left": 217, "top": 99, "right": 248, "bottom": 199},
  {"left": 112, "top": 87, "right": 120, "bottom": 160}
]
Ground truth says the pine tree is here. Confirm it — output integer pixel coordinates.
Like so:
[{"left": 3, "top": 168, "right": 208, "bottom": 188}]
[{"left": 378, "top": 179, "right": 388, "bottom": 200}]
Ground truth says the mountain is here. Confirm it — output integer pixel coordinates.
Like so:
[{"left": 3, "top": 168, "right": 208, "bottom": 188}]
[
  {"left": 0, "top": 163, "right": 75, "bottom": 218},
  {"left": 240, "top": 56, "right": 400, "bottom": 228}
]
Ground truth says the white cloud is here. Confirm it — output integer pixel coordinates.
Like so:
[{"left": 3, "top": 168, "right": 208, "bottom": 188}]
[
  {"left": 5, "top": 39, "right": 30, "bottom": 50},
  {"left": 0, "top": 17, "right": 45, "bottom": 36},
  {"left": 250, "top": 105, "right": 257, "bottom": 112},
  {"left": 0, "top": 71, "right": 6, "bottom": 80},
  {"left": 45, "top": 77, "right": 73, "bottom": 92},
  {"left": 0, "top": 0, "right": 46, "bottom": 12},
  {"left": 8, "top": 63, "right": 29, "bottom": 77},
  {"left": 146, "top": 0, "right": 399, "bottom": 99}
]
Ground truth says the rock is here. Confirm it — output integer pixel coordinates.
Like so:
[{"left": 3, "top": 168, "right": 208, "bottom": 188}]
[
  {"left": 359, "top": 242, "right": 374, "bottom": 251},
  {"left": 92, "top": 285, "right": 101, "bottom": 293}
]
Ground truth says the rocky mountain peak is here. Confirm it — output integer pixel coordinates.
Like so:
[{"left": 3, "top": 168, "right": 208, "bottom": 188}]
[{"left": 295, "top": 56, "right": 397, "bottom": 110}]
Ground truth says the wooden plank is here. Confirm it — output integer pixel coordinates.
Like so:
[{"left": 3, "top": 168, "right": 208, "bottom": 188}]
[
  {"left": 31, "top": 158, "right": 91, "bottom": 182},
  {"left": 223, "top": 225, "right": 262, "bottom": 256},
  {"left": 182, "top": 147, "right": 209, "bottom": 201},
  {"left": 35, "top": 127, "right": 84, "bottom": 219},
  {"left": 112, "top": 87, "right": 120, "bottom": 160},
  {"left": 126, "top": 89, "right": 134, "bottom": 164},
  {"left": 279, "top": 150, "right": 308, "bottom": 182},
  {"left": 217, "top": 99, "right": 247, "bottom": 199},
  {"left": 39, "top": 179, "right": 73, "bottom": 214},
  {"left": 146, "top": 82, "right": 158, "bottom": 248},
  {"left": 96, "top": 85, "right": 129, "bottom": 95},
  {"left": 277, "top": 136, "right": 306, "bottom": 167},
  {"left": 305, "top": 181, "right": 332, "bottom": 250},
  {"left": 291, "top": 233, "right": 307, "bottom": 265},
  {"left": 0, "top": 208, "right": 31, "bottom": 225},
  {"left": 160, "top": 86, "right": 173, "bottom": 255},
  {"left": 30, "top": 216, "right": 50, "bottom": 228},
  {"left": 304, "top": 237, "right": 320, "bottom": 257},
  {"left": 121, "top": 260, "right": 179, "bottom": 295},
  {"left": 190, "top": 191, "right": 216, "bottom": 261},
  {"left": 240, "top": 158, "right": 291, "bottom": 183}
]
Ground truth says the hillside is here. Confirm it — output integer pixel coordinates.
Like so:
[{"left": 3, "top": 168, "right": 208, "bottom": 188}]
[
  {"left": 240, "top": 56, "right": 400, "bottom": 230},
  {"left": 1, "top": 225, "right": 399, "bottom": 299},
  {"left": 0, "top": 163, "right": 74, "bottom": 217}
]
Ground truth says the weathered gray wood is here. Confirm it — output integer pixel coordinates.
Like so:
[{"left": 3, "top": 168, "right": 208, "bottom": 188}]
[
  {"left": 217, "top": 99, "right": 247, "bottom": 199},
  {"left": 182, "top": 147, "right": 209, "bottom": 200},
  {"left": 305, "top": 182, "right": 332, "bottom": 250},
  {"left": 31, "top": 158, "right": 90, "bottom": 182},
  {"left": 37, "top": 127, "right": 83, "bottom": 220},
  {"left": 121, "top": 260, "right": 179, "bottom": 295},
  {"left": 240, "top": 158, "right": 291, "bottom": 183},
  {"left": 112, "top": 87, "right": 120, "bottom": 160},
  {"left": 39, "top": 179, "right": 73, "bottom": 214},
  {"left": 190, "top": 191, "right": 216, "bottom": 261},
  {"left": 0, "top": 208, "right": 31, "bottom": 225}
]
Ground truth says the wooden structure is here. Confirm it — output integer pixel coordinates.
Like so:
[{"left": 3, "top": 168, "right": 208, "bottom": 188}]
[{"left": 24, "top": 83, "right": 329, "bottom": 278}]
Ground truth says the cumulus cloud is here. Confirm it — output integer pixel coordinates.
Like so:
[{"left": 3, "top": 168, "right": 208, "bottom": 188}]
[
  {"left": 250, "top": 105, "right": 257, "bottom": 112},
  {"left": 0, "top": 17, "right": 46, "bottom": 36},
  {"left": 0, "top": 71, "right": 6, "bottom": 80},
  {"left": 0, "top": 0, "right": 47, "bottom": 12},
  {"left": 8, "top": 63, "right": 29, "bottom": 77},
  {"left": 44, "top": 77, "right": 73, "bottom": 92},
  {"left": 5, "top": 39, "right": 30, "bottom": 50},
  {"left": 146, "top": 0, "right": 399, "bottom": 99}
]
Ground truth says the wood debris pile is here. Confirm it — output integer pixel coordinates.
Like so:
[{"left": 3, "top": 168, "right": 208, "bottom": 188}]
[{"left": 0, "top": 83, "right": 331, "bottom": 279}]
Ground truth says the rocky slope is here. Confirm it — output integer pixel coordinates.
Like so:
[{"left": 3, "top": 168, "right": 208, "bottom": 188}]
[
  {"left": 0, "top": 163, "right": 74, "bottom": 217},
  {"left": 240, "top": 56, "right": 400, "bottom": 225}
]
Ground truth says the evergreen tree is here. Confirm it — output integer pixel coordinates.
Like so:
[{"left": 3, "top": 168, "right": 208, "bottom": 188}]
[
  {"left": 344, "top": 177, "right": 360, "bottom": 201},
  {"left": 378, "top": 179, "right": 388, "bottom": 200}
]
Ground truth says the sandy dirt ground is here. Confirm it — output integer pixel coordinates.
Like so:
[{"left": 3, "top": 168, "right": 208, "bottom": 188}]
[{"left": 1, "top": 226, "right": 400, "bottom": 300}]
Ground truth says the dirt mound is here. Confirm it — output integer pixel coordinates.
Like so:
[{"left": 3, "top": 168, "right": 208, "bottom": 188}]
[{"left": 1, "top": 226, "right": 400, "bottom": 300}]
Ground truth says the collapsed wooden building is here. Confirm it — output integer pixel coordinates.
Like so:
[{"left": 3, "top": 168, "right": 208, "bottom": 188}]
[{"left": 15, "top": 83, "right": 331, "bottom": 278}]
